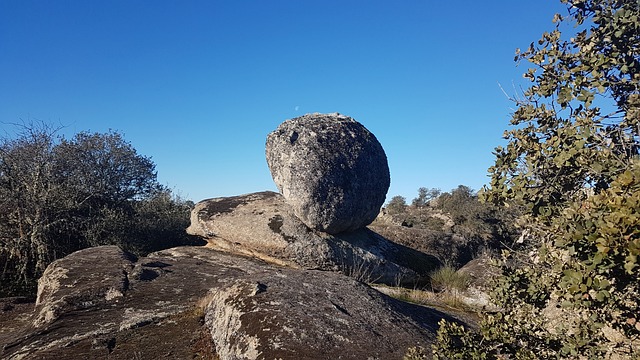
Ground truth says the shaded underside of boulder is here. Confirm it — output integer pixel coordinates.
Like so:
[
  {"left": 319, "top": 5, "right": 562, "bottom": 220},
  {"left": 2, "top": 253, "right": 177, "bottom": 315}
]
[
  {"left": 265, "top": 113, "right": 390, "bottom": 234},
  {"left": 186, "top": 191, "right": 440, "bottom": 286},
  {"left": 1, "top": 245, "right": 457, "bottom": 360}
]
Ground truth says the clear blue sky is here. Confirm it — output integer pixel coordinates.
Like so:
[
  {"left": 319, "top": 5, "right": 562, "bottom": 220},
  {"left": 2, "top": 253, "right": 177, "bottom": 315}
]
[{"left": 0, "top": 1, "right": 568, "bottom": 202}]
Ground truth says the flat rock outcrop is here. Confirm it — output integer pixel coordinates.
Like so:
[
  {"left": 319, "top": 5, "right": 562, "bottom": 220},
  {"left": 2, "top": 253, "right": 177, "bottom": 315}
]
[
  {"left": 0, "top": 112, "right": 466, "bottom": 359},
  {"left": 33, "top": 246, "right": 135, "bottom": 328},
  {"left": 266, "top": 113, "right": 390, "bottom": 234},
  {"left": 186, "top": 191, "right": 440, "bottom": 286},
  {"left": 1, "top": 245, "right": 458, "bottom": 360}
]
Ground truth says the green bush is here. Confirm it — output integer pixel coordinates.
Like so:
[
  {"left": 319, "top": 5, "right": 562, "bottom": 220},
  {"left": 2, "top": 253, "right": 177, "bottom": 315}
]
[
  {"left": 404, "top": 346, "right": 429, "bottom": 360},
  {"left": 433, "top": 0, "right": 640, "bottom": 358},
  {"left": 386, "top": 195, "right": 408, "bottom": 214}
]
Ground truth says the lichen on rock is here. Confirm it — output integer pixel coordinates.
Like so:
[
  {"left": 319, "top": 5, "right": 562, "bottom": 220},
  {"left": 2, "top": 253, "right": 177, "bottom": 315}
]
[{"left": 265, "top": 113, "right": 390, "bottom": 234}]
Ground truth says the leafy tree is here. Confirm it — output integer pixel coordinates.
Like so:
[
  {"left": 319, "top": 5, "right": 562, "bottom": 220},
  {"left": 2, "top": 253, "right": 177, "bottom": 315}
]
[
  {"left": 386, "top": 195, "right": 408, "bottom": 214},
  {"left": 433, "top": 0, "right": 640, "bottom": 358},
  {"left": 411, "top": 187, "right": 441, "bottom": 207},
  {"left": 0, "top": 124, "right": 197, "bottom": 296},
  {"left": 54, "top": 131, "right": 160, "bottom": 207},
  {"left": 435, "top": 185, "right": 475, "bottom": 223}
]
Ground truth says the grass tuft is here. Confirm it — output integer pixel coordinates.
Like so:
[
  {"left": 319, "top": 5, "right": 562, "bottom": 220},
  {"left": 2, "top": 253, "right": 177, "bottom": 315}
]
[{"left": 430, "top": 265, "right": 469, "bottom": 293}]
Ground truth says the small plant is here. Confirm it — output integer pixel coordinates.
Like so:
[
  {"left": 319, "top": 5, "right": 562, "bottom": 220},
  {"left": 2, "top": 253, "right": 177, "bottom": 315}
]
[
  {"left": 340, "top": 255, "right": 381, "bottom": 284},
  {"left": 430, "top": 265, "right": 469, "bottom": 293},
  {"left": 195, "top": 290, "right": 217, "bottom": 319},
  {"left": 404, "top": 345, "right": 429, "bottom": 360}
]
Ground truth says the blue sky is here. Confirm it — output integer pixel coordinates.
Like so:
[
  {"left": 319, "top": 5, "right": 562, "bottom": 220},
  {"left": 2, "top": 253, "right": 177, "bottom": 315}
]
[{"left": 0, "top": 1, "right": 568, "bottom": 202}]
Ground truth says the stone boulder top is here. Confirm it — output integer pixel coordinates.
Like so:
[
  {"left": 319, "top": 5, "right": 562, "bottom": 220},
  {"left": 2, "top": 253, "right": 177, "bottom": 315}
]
[{"left": 265, "top": 113, "right": 390, "bottom": 234}]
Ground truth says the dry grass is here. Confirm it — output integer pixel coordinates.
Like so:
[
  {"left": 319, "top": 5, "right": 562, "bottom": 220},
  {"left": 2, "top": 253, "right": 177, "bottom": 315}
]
[
  {"left": 429, "top": 265, "right": 470, "bottom": 293},
  {"left": 340, "top": 257, "right": 381, "bottom": 284},
  {"left": 394, "top": 287, "right": 470, "bottom": 311},
  {"left": 374, "top": 284, "right": 474, "bottom": 315},
  {"left": 191, "top": 291, "right": 220, "bottom": 360},
  {"left": 194, "top": 290, "right": 217, "bottom": 317}
]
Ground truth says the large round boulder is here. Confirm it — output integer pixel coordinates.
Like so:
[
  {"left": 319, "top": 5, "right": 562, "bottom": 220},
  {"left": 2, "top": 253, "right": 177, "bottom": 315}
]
[{"left": 265, "top": 113, "right": 390, "bottom": 234}]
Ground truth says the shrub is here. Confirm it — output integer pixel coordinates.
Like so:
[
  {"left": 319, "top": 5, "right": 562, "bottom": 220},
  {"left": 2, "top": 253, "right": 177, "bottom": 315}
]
[
  {"left": 433, "top": 0, "right": 640, "bottom": 358},
  {"left": 0, "top": 123, "right": 197, "bottom": 297},
  {"left": 386, "top": 195, "right": 408, "bottom": 214}
]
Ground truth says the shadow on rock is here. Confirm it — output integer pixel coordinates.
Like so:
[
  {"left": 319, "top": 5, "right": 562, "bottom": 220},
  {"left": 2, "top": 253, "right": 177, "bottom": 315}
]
[{"left": 187, "top": 191, "right": 441, "bottom": 287}]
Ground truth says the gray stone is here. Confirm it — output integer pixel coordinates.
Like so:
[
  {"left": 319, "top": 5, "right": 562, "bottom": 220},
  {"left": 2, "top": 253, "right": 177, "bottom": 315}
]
[
  {"left": 186, "top": 191, "right": 440, "bottom": 286},
  {"left": 2, "top": 245, "right": 461, "bottom": 360},
  {"left": 265, "top": 113, "right": 390, "bottom": 234},
  {"left": 33, "top": 246, "right": 136, "bottom": 328},
  {"left": 204, "top": 270, "right": 442, "bottom": 360},
  {"left": 456, "top": 255, "right": 500, "bottom": 310}
]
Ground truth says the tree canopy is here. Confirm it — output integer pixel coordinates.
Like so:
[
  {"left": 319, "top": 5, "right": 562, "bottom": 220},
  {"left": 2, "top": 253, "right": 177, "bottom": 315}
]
[
  {"left": 433, "top": 0, "right": 640, "bottom": 358},
  {"left": 0, "top": 124, "right": 198, "bottom": 296}
]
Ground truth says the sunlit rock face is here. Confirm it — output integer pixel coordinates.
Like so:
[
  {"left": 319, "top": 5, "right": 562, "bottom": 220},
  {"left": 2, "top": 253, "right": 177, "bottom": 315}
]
[
  {"left": 7, "top": 246, "right": 444, "bottom": 360},
  {"left": 186, "top": 191, "right": 440, "bottom": 286},
  {"left": 265, "top": 113, "right": 390, "bottom": 234}
]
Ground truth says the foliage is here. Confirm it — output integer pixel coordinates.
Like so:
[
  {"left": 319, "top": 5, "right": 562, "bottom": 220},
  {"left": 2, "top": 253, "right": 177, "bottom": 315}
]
[
  {"left": 82, "top": 190, "right": 200, "bottom": 255},
  {"left": 386, "top": 195, "right": 408, "bottom": 214},
  {"left": 402, "top": 215, "right": 446, "bottom": 232},
  {"left": 485, "top": 0, "right": 640, "bottom": 214},
  {"left": 430, "top": 265, "right": 470, "bottom": 293},
  {"left": 435, "top": 185, "right": 518, "bottom": 255},
  {"left": 404, "top": 346, "right": 429, "bottom": 360},
  {"left": 0, "top": 123, "right": 197, "bottom": 297},
  {"left": 434, "top": 0, "right": 640, "bottom": 358},
  {"left": 411, "top": 187, "right": 441, "bottom": 207}
]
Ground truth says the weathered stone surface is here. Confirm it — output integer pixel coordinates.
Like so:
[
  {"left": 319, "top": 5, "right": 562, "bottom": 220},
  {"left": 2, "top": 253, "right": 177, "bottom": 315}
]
[
  {"left": 1, "top": 245, "right": 460, "bottom": 360},
  {"left": 266, "top": 113, "right": 390, "bottom": 234},
  {"left": 186, "top": 191, "right": 440, "bottom": 286},
  {"left": 33, "top": 246, "right": 136, "bottom": 328},
  {"left": 204, "top": 270, "right": 445, "bottom": 360},
  {"left": 456, "top": 255, "right": 500, "bottom": 310}
]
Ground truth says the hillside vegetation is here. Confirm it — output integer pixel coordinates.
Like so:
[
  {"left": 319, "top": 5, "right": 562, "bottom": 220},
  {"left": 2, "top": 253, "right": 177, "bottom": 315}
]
[
  {"left": 0, "top": 123, "right": 202, "bottom": 297},
  {"left": 372, "top": 185, "right": 518, "bottom": 268}
]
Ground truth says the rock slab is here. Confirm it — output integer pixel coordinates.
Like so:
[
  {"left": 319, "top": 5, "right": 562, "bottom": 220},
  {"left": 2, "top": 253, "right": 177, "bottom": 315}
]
[
  {"left": 186, "top": 191, "right": 440, "bottom": 286},
  {"left": 205, "top": 270, "right": 443, "bottom": 360},
  {"left": 266, "top": 113, "right": 390, "bottom": 234},
  {"left": 1, "top": 246, "right": 457, "bottom": 360}
]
